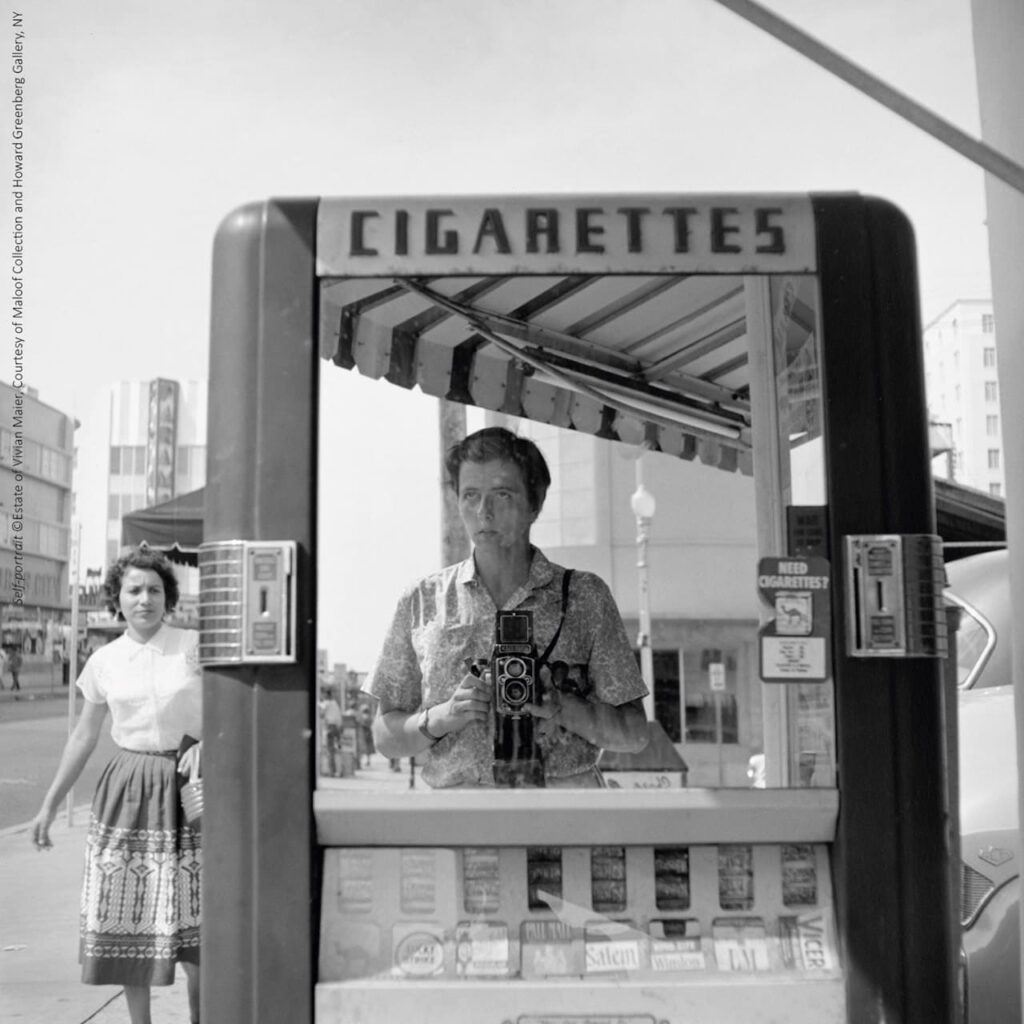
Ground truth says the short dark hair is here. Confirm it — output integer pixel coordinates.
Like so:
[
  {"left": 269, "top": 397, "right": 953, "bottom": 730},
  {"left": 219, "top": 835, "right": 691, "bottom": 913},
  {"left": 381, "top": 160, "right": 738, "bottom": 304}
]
[
  {"left": 104, "top": 543, "right": 180, "bottom": 618},
  {"left": 445, "top": 427, "right": 551, "bottom": 513}
]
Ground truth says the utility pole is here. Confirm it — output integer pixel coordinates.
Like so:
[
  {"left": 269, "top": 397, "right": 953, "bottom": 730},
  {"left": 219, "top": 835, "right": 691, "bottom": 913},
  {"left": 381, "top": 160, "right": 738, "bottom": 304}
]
[
  {"left": 66, "top": 519, "right": 81, "bottom": 825},
  {"left": 630, "top": 454, "right": 658, "bottom": 722},
  {"left": 439, "top": 400, "right": 469, "bottom": 567}
]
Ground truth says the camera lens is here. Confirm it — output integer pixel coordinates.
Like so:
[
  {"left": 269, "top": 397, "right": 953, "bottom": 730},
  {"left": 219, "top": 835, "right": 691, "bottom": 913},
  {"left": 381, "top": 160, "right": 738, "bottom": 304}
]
[
  {"left": 503, "top": 680, "right": 528, "bottom": 704},
  {"left": 505, "top": 658, "right": 526, "bottom": 678}
]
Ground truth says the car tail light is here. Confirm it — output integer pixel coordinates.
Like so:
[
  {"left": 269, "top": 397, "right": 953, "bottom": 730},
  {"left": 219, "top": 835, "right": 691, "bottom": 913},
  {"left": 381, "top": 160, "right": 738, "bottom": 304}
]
[{"left": 961, "top": 861, "right": 996, "bottom": 927}]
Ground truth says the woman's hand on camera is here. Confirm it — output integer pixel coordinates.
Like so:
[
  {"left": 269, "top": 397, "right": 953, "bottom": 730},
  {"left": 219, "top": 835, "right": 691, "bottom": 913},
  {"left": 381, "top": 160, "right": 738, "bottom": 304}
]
[{"left": 433, "top": 669, "right": 493, "bottom": 736}]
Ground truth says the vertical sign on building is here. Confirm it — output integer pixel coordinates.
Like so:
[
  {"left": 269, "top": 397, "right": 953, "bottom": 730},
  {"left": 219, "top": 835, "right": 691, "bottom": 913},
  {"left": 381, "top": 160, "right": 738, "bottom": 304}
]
[{"left": 145, "top": 379, "right": 179, "bottom": 506}]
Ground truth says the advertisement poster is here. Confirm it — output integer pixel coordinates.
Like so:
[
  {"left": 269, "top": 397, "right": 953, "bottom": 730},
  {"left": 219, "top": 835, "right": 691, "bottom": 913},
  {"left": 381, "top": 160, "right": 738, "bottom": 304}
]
[{"left": 757, "top": 557, "right": 832, "bottom": 683}]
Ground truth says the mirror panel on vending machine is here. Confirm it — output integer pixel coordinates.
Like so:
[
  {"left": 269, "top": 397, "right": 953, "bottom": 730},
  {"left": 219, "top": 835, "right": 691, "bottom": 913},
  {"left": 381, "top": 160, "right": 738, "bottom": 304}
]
[{"left": 310, "top": 197, "right": 845, "bottom": 1022}]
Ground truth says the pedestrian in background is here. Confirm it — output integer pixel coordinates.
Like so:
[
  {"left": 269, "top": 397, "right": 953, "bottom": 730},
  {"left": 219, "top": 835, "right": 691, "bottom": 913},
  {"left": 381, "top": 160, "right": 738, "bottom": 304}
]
[
  {"left": 357, "top": 703, "right": 375, "bottom": 768},
  {"left": 320, "top": 690, "right": 343, "bottom": 777},
  {"left": 29, "top": 543, "right": 202, "bottom": 1024},
  {"left": 7, "top": 645, "right": 22, "bottom": 695}
]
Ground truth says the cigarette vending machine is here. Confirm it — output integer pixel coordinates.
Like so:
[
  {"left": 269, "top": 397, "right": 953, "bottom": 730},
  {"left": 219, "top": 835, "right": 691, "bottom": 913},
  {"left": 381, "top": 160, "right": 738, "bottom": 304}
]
[
  {"left": 315, "top": 807, "right": 842, "bottom": 1021},
  {"left": 199, "top": 194, "right": 957, "bottom": 1024}
]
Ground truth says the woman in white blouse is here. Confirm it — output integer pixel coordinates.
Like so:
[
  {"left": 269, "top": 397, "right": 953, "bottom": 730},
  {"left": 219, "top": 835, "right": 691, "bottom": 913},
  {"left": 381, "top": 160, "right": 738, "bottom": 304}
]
[{"left": 30, "top": 544, "right": 202, "bottom": 1024}]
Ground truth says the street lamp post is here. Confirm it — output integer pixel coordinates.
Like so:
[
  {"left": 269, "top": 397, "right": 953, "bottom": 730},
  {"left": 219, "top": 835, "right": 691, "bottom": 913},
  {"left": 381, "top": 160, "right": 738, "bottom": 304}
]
[
  {"left": 66, "top": 518, "right": 81, "bottom": 826},
  {"left": 630, "top": 461, "right": 657, "bottom": 722}
]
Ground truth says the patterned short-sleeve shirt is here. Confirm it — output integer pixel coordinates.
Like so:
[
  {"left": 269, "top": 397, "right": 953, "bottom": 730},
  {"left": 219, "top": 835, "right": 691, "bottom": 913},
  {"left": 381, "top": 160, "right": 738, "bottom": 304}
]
[{"left": 365, "top": 548, "right": 648, "bottom": 788}]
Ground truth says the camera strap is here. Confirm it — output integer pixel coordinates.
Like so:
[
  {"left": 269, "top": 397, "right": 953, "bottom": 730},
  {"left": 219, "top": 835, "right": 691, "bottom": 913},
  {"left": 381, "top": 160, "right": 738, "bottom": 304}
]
[{"left": 538, "top": 569, "right": 573, "bottom": 667}]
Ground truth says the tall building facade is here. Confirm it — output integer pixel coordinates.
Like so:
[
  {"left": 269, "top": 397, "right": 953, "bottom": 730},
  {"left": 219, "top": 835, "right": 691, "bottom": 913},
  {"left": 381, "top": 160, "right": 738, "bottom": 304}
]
[
  {"left": 0, "top": 382, "right": 75, "bottom": 652},
  {"left": 106, "top": 378, "right": 207, "bottom": 567},
  {"left": 924, "top": 299, "right": 1003, "bottom": 496}
]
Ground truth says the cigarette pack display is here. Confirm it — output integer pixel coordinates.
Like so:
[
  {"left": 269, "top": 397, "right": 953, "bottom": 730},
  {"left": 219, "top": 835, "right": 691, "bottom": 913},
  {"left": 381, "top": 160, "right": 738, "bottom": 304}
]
[
  {"left": 319, "top": 842, "right": 838, "bottom": 986},
  {"left": 781, "top": 844, "right": 818, "bottom": 907},
  {"left": 649, "top": 918, "right": 706, "bottom": 972},
  {"left": 591, "top": 850, "right": 627, "bottom": 880},
  {"left": 717, "top": 845, "right": 755, "bottom": 911},
  {"left": 526, "top": 847, "right": 563, "bottom": 909},
  {"left": 392, "top": 922, "right": 447, "bottom": 979},
  {"left": 654, "top": 848, "right": 690, "bottom": 876},
  {"left": 336, "top": 850, "right": 375, "bottom": 914},
  {"left": 779, "top": 909, "right": 838, "bottom": 971},
  {"left": 454, "top": 921, "right": 512, "bottom": 978},
  {"left": 520, "top": 919, "right": 584, "bottom": 978},
  {"left": 712, "top": 916, "right": 770, "bottom": 971},
  {"left": 462, "top": 848, "right": 501, "bottom": 914},
  {"left": 462, "top": 848, "right": 500, "bottom": 879},
  {"left": 591, "top": 879, "right": 628, "bottom": 911},
  {"left": 400, "top": 851, "right": 438, "bottom": 915},
  {"left": 584, "top": 919, "right": 644, "bottom": 975},
  {"left": 654, "top": 846, "right": 691, "bottom": 911},
  {"left": 591, "top": 847, "right": 627, "bottom": 913}
]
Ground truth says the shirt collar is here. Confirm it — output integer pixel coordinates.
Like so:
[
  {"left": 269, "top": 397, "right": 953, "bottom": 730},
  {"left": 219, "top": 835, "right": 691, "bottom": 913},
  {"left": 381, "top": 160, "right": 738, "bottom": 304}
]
[
  {"left": 456, "top": 556, "right": 478, "bottom": 586},
  {"left": 456, "top": 547, "right": 557, "bottom": 591},
  {"left": 526, "top": 547, "right": 557, "bottom": 589},
  {"left": 124, "top": 621, "right": 172, "bottom": 656}
]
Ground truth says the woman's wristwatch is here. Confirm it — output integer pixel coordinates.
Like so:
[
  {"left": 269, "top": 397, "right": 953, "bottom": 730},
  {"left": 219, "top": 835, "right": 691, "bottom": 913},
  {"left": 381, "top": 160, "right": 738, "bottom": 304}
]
[{"left": 417, "top": 705, "right": 443, "bottom": 745}]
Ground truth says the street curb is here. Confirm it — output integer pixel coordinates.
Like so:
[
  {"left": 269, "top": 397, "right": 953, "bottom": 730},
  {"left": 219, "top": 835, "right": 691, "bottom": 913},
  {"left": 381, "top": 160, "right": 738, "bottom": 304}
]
[{"left": 0, "top": 802, "right": 93, "bottom": 840}]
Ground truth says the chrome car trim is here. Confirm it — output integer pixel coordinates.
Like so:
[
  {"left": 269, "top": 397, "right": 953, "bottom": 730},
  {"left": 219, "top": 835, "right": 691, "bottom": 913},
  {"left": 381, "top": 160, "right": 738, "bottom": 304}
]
[
  {"left": 962, "top": 861, "right": 997, "bottom": 928},
  {"left": 945, "top": 591, "right": 997, "bottom": 690}
]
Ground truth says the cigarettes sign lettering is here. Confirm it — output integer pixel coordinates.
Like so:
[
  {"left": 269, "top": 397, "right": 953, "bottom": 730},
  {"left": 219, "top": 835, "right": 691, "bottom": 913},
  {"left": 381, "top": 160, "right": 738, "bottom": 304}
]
[
  {"left": 317, "top": 195, "right": 816, "bottom": 276},
  {"left": 757, "top": 557, "right": 831, "bottom": 683}
]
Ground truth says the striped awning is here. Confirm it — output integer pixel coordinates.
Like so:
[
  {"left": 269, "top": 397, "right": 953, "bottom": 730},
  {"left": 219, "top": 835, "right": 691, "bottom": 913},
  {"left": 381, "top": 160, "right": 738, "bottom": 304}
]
[{"left": 319, "top": 272, "right": 819, "bottom": 473}]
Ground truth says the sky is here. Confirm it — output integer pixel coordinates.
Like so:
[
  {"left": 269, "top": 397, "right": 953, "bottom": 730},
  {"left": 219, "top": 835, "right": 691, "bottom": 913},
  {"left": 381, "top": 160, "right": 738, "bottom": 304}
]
[{"left": 11, "top": 0, "right": 993, "bottom": 669}]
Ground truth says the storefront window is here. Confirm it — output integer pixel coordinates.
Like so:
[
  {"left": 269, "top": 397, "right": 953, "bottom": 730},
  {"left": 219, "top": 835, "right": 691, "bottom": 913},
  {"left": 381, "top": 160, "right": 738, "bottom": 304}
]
[
  {"left": 651, "top": 649, "right": 681, "bottom": 743},
  {"left": 682, "top": 648, "right": 739, "bottom": 745}
]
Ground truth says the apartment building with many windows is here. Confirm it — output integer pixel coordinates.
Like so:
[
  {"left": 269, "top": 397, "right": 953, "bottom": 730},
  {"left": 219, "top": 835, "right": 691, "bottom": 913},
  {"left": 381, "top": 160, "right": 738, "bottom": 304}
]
[
  {"left": 924, "top": 299, "right": 1003, "bottom": 496},
  {"left": 0, "top": 382, "right": 75, "bottom": 652}
]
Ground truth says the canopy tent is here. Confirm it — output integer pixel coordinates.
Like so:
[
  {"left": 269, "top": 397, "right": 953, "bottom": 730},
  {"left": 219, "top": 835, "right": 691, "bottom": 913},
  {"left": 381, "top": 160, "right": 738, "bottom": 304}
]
[{"left": 121, "top": 488, "right": 204, "bottom": 566}]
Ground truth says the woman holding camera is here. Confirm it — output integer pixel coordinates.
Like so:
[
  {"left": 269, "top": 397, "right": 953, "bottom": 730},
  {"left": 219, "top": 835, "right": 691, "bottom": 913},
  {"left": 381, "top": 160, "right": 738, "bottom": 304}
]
[{"left": 367, "top": 426, "right": 648, "bottom": 788}]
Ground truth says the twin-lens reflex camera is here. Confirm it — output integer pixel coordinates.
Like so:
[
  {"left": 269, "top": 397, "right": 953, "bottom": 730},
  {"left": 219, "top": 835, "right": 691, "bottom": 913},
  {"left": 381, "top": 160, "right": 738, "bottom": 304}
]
[
  {"left": 492, "top": 609, "right": 537, "bottom": 717},
  {"left": 470, "top": 610, "right": 590, "bottom": 787},
  {"left": 468, "top": 610, "right": 544, "bottom": 787}
]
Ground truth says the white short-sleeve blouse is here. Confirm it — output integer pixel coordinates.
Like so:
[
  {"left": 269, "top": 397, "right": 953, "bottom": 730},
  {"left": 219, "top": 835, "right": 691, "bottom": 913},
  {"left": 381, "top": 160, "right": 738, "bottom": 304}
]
[{"left": 77, "top": 623, "right": 202, "bottom": 751}]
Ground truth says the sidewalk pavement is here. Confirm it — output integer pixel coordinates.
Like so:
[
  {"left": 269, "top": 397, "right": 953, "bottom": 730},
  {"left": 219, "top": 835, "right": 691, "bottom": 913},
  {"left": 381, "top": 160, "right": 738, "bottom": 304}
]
[
  {"left": 0, "top": 654, "right": 75, "bottom": 706},
  {"left": 0, "top": 812, "right": 194, "bottom": 1024},
  {"left": 0, "top": 755, "right": 411, "bottom": 1023}
]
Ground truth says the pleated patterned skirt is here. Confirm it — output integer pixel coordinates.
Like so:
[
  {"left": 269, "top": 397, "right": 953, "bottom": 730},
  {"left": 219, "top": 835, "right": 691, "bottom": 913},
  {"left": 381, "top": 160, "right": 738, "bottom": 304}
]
[{"left": 80, "top": 748, "right": 201, "bottom": 986}]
